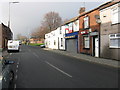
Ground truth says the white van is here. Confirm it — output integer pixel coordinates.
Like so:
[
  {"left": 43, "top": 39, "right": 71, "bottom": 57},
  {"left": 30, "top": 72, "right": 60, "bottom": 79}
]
[{"left": 7, "top": 40, "right": 20, "bottom": 52}]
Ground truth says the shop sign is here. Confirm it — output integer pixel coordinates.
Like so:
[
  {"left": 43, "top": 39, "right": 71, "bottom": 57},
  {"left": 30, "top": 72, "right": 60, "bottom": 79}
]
[
  {"left": 65, "top": 23, "right": 73, "bottom": 33},
  {"left": 89, "top": 32, "right": 98, "bottom": 36},
  {"left": 65, "top": 35, "right": 76, "bottom": 39},
  {"left": 69, "top": 23, "right": 73, "bottom": 33},
  {"left": 81, "top": 30, "right": 89, "bottom": 35},
  {"left": 65, "top": 32, "right": 78, "bottom": 39},
  {"left": 65, "top": 25, "right": 69, "bottom": 30}
]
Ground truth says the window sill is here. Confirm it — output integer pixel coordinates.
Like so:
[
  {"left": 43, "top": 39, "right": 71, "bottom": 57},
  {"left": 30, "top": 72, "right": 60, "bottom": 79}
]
[
  {"left": 83, "top": 28, "right": 90, "bottom": 30},
  {"left": 83, "top": 48, "right": 90, "bottom": 50},
  {"left": 109, "top": 46, "right": 120, "bottom": 49},
  {"left": 111, "top": 23, "right": 120, "bottom": 26}
]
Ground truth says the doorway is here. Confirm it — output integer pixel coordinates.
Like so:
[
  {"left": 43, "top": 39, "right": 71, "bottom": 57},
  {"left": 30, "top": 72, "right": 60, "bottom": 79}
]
[{"left": 95, "top": 37, "right": 99, "bottom": 57}]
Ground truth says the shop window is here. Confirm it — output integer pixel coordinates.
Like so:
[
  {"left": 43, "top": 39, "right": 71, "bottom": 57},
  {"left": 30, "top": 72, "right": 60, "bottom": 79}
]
[
  {"left": 109, "top": 33, "right": 120, "bottom": 48},
  {"left": 84, "top": 16, "right": 89, "bottom": 29},
  {"left": 83, "top": 36, "right": 90, "bottom": 48}
]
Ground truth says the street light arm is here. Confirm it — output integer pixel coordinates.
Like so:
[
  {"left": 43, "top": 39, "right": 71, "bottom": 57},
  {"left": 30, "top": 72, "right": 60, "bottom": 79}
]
[{"left": 9, "top": 2, "right": 19, "bottom": 3}]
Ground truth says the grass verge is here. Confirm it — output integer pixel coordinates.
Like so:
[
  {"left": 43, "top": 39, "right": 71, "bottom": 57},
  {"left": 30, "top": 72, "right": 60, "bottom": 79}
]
[{"left": 29, "top": 43, "right": 44, "bottom": 46}]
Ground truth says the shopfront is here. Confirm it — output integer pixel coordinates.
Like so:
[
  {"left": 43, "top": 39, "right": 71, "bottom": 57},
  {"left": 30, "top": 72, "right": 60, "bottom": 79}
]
[
  {"left": 79, "top": 30, "right": 99, "bottom": 57},
  {"left": 65, "top": 32, "right": 78, "bottom": 53}
]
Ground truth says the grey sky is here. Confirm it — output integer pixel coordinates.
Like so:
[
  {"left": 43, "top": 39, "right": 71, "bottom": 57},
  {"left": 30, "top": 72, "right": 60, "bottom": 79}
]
[{"left": 1, "top": 0, "right": 110, "bottom": 39}]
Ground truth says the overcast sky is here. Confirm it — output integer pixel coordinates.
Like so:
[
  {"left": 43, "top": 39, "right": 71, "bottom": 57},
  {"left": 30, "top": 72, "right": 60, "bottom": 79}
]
[{"left": 0, "top": 0, "right": 110, "bottom": 39}]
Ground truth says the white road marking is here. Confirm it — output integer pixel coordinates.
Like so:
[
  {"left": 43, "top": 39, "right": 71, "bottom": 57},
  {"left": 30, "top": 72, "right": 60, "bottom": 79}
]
[
  {"left": 17, "top": 62, "right": 19, "bottom": 65},
  {"left": 14, "top": 84, "right": 16, "bottom": 89},
  {"left": 16, "top": 69, "right": 18, "bottom": 73},
  {"left": 33, "top": 52, "right": 39, "bottom": 58},
  {"left": 17, "top": 65, "right": 18, "bottom": 68},
  {"left": 15, "top": 75, "right": 18, "bottom": 80},
  {"left": 45, "top": 61, "right": 72, "bottom": 78}
]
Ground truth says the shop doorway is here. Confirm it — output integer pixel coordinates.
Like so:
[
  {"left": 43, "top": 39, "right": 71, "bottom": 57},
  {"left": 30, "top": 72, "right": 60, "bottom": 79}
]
[{"left": 93, "top": 36, "right": 99, "bottom": 57}]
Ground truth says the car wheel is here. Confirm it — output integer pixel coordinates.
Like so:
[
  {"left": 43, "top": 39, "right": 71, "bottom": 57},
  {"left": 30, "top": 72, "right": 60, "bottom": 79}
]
[{"left": 7, "top": 50, "right": 10, "bottom": 53}]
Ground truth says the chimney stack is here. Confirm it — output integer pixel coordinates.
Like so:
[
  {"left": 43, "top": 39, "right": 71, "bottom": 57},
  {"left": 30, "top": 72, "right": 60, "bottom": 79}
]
[{"left": 79, "top": 7, "right": 85, "bottom": 15}]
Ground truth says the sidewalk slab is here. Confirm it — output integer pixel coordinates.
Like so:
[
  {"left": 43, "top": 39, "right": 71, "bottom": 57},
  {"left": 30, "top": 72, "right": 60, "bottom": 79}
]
[{"left": 43, "top": 48, "right": 120, "bottom": 68}]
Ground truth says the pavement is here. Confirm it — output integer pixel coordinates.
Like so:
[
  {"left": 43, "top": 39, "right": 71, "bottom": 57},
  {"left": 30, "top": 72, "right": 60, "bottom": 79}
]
[{"left": 43, "top": 48, "right": 120, "bottom": 68}]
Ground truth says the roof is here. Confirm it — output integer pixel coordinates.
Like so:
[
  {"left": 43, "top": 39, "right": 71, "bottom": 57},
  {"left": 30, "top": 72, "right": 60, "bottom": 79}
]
[
  {"left": 78, "top": 0, "right": 120, "bottom": 17},
  {"left": 100, "top": 0, "right": 120, "bottom": 10},
  {"left": 63, "top": 16, "right": 79, "bottom": 25},
  {"left": 56, "top": 0, "right": 120, "bottom": 28},
  {"left": 64, "top": 16, "right": 79, "bottom": 24},
  {"left": 62, "top": 0, "right": 119, "bottom": 25}
]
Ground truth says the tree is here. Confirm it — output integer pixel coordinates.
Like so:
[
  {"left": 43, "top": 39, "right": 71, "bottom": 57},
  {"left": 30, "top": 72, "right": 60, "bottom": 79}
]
[
  {"left": 31, "top": 11, "right": 63, "bottom": 39},
  {"left": 16, "top": 33, "right": 27, "bottom": 41},
  {"left": 42, "top": 11, "right": 62, "bottom": 32}
]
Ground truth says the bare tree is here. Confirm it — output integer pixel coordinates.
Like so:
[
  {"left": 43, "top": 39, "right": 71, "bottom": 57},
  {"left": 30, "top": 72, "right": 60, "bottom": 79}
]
[
  {"left": 31, "top": 11, "right": 62, "bottom": 39},
  {"left": 16, "top": 33, "right": 27, "bottom": 41},
  {"left": 63, "top": 18, "right": 69, "bottom": 24},
  {"left": 42, "top": 11, "right": 62, "bottom": 32}
]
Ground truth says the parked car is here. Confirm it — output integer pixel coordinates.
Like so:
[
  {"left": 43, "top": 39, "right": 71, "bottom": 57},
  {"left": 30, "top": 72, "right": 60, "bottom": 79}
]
[
  {"left": 7, "top": 40, "right": 20, "bottom": 52},
  {"left": 1, "top": 59, "right": 15, "bottom": 89},
  {"left": 0, "top": 62, "right": 2, "bottom": 90},
  {"left": 19, "top": 40, "right": 22, "bottom": 45},
  {"left": 40, "top": 44, "right": 45, "bottom": 48}
]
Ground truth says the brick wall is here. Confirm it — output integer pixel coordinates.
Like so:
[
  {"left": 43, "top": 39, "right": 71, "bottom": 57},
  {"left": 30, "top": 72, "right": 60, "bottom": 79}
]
[{"left": 79, "top": 9, "right": 100, "bottom": 56}]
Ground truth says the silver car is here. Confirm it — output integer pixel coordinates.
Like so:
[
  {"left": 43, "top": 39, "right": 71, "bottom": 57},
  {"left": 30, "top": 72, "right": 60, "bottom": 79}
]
[{"left": 1, "top": 59, "right": 14, "bottom": 89}]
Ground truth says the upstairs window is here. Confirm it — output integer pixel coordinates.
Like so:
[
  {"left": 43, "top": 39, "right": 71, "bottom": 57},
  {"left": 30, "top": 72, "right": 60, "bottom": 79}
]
[
  {"left": 84, "top": 16, "right": 89, "bottom": 29},
  {"left": 54, "top": 40, "right": 56, "bottom": 45},
  {"left": 60, "top": 27, "right": 62, "bottom": 34},
  {"left": 61, "top": 38, "right": 63, "bottom": 47},
  {"left": 111, "top": 7, "right": 120, "bottom": 24}
]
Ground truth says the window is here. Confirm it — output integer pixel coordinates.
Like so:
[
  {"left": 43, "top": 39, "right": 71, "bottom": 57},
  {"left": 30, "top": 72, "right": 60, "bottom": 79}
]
[
  {"left": 84, "top": 16, "right": 89, "bottom": 29},
  {"left": 49, "top": 41, "right": 50, "bottom": 45},
  {"left": 54, "top": 40, "right": 56, "bottom": 45},
  {"left": 60, "top": 27, "right": 62, "bottom": 34},
  {"left": 83, "top": 36, "right": 90, "bottom": 48},
  {"left": 61, "top": 38, "right": 63, "bottom": 47},
  {"left": 109, "top": 33, "right": 120, "bottom": 48},
  {"left": 111, "top": 7, "right": 120, "bottom": 24}
]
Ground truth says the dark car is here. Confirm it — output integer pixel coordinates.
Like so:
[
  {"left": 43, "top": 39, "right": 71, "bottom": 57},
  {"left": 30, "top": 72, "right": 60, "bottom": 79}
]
[
  {"left": 40, "top": 44, "right": 45, "bottom": 48},
  {"left": 1, "top": 59, "right": 15, "bottom": 89}
]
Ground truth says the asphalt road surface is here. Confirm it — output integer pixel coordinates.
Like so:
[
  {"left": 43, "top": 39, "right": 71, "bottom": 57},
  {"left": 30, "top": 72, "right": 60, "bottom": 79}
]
[{"left": 7, "top": 45, "right": 119, "bottom": 88}]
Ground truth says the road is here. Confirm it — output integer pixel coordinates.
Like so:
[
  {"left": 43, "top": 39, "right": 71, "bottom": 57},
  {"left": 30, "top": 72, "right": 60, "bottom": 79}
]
[{"left": 7, "top": 45, "right": 118, "bottom": 88}]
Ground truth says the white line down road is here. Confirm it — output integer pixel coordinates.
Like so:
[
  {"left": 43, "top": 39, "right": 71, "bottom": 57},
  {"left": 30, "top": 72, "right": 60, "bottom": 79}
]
[
  {"left": 45, "top": 61, "right": 72, "bottom": 78},
  {"left": 17, "top": 65, "right": 18, "bottom": 68},
  {"left": 33, "top": 52, "right": 39, "bottom": 58}
]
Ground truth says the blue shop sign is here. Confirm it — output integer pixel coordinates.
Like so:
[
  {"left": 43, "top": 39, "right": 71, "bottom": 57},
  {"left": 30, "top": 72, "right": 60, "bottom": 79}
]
[{"left": 65, "top": 32, "right": 78, "bottom": 39}]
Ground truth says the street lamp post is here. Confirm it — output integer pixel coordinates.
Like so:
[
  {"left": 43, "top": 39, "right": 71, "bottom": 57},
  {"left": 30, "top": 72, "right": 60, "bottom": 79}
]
[{"left": 8, "top": 2, "right": 19, "bottom": 28}]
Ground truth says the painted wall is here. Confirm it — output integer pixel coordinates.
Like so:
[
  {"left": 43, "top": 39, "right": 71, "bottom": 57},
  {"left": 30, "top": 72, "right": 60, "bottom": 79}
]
[
  {"left": 58, "top": 26, "right": 66, "bottom": 50},
  {"left": 79, "top": 9, "right": 100, "bottom": 56},
  {"left": 45, "top": 29, "right": 59, "bottom": 50},
  {"left": 100, "top": 3, "right": 120, "bottom": 60},
  {"left": 0, "top": 24, "right": 2, "bottom": 50}
]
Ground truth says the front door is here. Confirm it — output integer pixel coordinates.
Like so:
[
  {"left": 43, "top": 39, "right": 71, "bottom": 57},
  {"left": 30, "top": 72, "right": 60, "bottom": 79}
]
[{"left": 95, "top": 37, "right": 99, "bottom": 57}]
